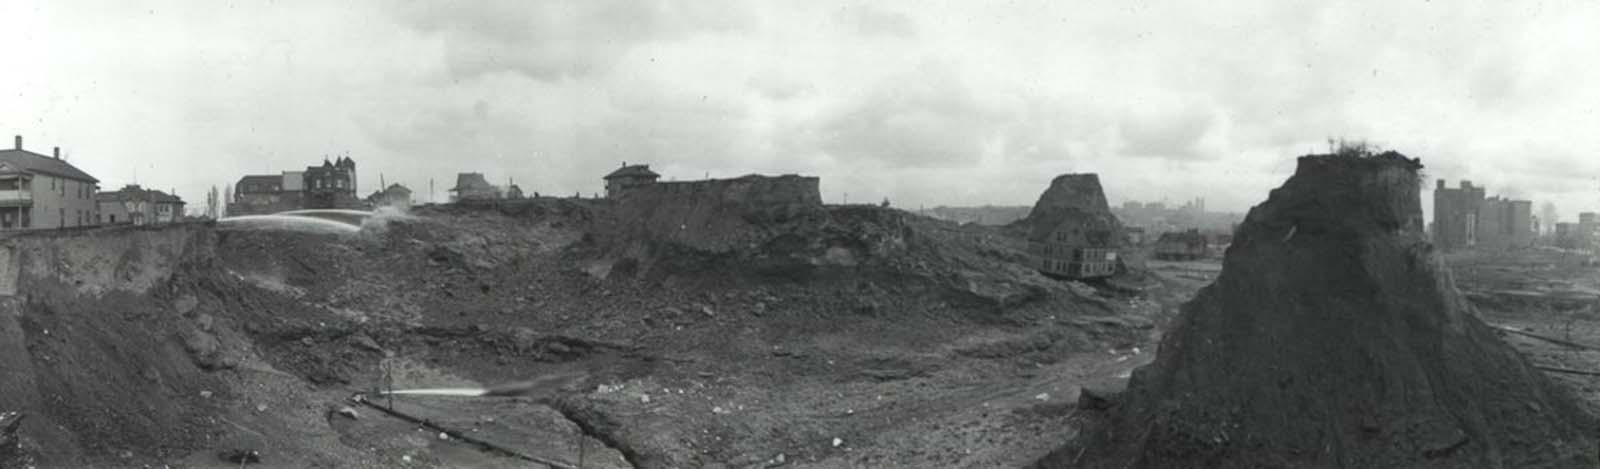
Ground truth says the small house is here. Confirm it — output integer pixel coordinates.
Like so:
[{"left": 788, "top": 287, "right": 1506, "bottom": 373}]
[
  {"left": 603, "top": 163, "right": 660, "bottom": 198},
  {"left": 1028, "top": 212, "right": 1121, "bottom": 279},
  {"left": 1154, "top": 229, "right": 1208, "bottom": 261}
]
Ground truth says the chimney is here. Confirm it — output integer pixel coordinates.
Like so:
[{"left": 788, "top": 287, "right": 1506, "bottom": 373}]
[
  {"left": 1436, "top": 179, "right": 1445, "bottom": 190},
  {"left": 12, "top": 135, "right": 19, "bottom": 150},
  {"left": 53, "top": 147, "right": 60, "bottom": 159}
]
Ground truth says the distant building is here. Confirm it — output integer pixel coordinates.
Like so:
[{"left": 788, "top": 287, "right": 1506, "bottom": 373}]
[
  {"left": 1576, "top": 212, "right": 1600, "bottom": 251},
  {"left": 449, "top": 173, "right": 501, "bottom": 201},
  {"left": 604, "top": 163, "right": 660, "bottom": 198},
  {"left": 365, "top": 183, "right": 413, "bottom": 208},
  {"left": 96, "top": 184, "right": 185, "bottom": 225},
  {"left": 228, "top": 156, "right": 360, "bottom": 215},
  {"left": 232, "top": 174, "right": 298, "bottom": 215},
  {"left": 1432, "top": 180, "right": 1532, "bottom": 251},
  {"left": 1555, "top": 222, "right": 1583, "bottom": 250},
  {"left": 1154, "top": 229, "right": 1208, "bottom": 261},
  {"left": 302, "top": 157, "right": 360, "bottom": 209},
  {"left": 0, "top": 136, "right": 100, "bottom": 230}
]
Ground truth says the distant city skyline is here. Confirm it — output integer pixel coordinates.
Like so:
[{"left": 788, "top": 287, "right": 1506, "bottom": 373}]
[{"left": 4, "top": 1, "right": 1598, "bottom": 219}]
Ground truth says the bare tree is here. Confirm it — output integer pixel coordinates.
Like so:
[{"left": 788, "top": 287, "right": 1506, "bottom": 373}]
[
  {"left": 222, "top": 184, "right": 233, "bottom": 218},
  {"left": 204, "top": 185, "right": 220, "bottom": 219}
]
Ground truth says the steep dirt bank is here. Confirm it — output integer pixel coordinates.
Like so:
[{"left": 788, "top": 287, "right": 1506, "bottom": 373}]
[
  {"left": 1046, "top": 153, "right": 1598, "bottom": 468},
  {"left": 0, "top": 224, "right": 412, "bottom": 467}
]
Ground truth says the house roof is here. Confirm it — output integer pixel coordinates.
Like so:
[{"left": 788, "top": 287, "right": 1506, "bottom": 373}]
[
  {"left": 367, "top": 183, "right": 413, "bottom": 201},
  {"left": 1028, "top": 208, "right": 1118, "bottom": 241},
  {"left": 0, "top": 149, "right": 99, "bottom": 182},
  {"left": 604, "top": 164, "right": 660, "bottom": 180},
  {"left": 95, "top": 185, "right": 184, "bottom": 204},
  {"left": 450, "top": 173, "right": 495, "bottom": 191}
]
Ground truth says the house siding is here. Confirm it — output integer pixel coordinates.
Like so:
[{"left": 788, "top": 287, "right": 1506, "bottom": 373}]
[{"left": 29, "top": 175, "right": 98, "bottom": 229}]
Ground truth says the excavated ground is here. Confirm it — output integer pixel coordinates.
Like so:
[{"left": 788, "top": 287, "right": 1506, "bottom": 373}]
[
  {"left": 1445, "top": 248, "right": 1600, "bottom": 418},
  {"left": 0, "top": 201, "right": 1202, "bottom": 468}
]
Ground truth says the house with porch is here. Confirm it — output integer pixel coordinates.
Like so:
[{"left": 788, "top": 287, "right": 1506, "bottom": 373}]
[{"left": 0, "top": 136, "right": 100, "bottom": 230}]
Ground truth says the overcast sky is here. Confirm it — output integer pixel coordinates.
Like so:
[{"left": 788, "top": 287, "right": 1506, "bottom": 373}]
[{"left": 3, "top": 1, "right": 1598, "bottom": 221}]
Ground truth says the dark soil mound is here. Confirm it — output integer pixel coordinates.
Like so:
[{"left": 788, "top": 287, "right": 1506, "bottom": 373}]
[{"left": 1043, "top": 152, "right": 1598, "bottom": 468}]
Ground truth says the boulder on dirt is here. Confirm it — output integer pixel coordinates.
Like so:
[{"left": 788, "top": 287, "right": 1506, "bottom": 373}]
[{"left": 1043, "top": 151, "right": 1599, "bottom": 468}]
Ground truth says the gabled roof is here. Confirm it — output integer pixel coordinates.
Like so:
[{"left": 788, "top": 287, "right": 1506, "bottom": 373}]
[
  {"left": 1029, "top": 208, "right": 1121, "bottom": 245},
  {"left": 0, "top": 149, "right": 99, "bottom": 182},
  {"left": 604, "top": 164, "right": 660, "bottom": 180},
  {"left": 95, "top": 185, "right": 184, "bottom": 204},
  {"left": 450, "top": 172, "right": 495, "bottom": 191}
]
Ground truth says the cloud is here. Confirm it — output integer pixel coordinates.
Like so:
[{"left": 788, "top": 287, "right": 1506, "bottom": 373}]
[
  {"left": 808, "top": 63, "right": 1001, "bottom": 169},
  {"left": 836, "top": 5, "right": 917, "bottom": 38},
  {"left": 9, "top": 1, "right": 1600, "bottom": 218},
  {"left": 390, "top": 0, "right": 748, "bottom": 82},
  {"left": 1118, "top": 107, "right": 1216, "bottom": 160}
]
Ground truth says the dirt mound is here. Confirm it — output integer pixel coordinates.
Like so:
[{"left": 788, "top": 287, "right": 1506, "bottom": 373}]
[{"left": 1044, "top": 152, "right": 1598, "bottom": 468}]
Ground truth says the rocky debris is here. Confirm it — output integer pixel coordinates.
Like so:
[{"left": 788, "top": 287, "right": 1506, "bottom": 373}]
[
  {"left": 218, "top": 448, "right": 262, "bottom": 464},
  {"left": 1047, "top": 152, "right": 1599, "bottom": 468},
  {"left": 0, "top": 412, "right": 23, "bottom": 461}
]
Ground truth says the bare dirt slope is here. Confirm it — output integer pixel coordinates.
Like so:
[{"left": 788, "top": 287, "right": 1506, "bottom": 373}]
[{"left": 0, "top": 198, "right": 1189, "bottom": 468}]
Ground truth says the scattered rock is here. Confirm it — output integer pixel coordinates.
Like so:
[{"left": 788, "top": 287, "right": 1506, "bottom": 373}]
[
  {"left": 335, "top": 407, "right": 359, "bottom": 420},
  {"left": 173, "top": 295, "right": 199, "bottom": 315},
  {"left": 1076, "top": 387, "right": 1117, "bottom": 411},
  {"left": 199, "top": 390, "right": 213, "bottom": 399},
  {"left": 0, "top": 412, "right": 25, "bottom": 460},
  {"left": 831, "top": 437, "right": 843, "bottom": 447},
  {"left": 219, "top": 448, "right": 262, "bottom": 464},
  {"left": 349, "top": 334, "right": 383, "bottom": 353}
]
